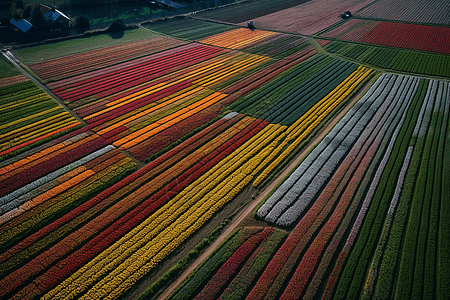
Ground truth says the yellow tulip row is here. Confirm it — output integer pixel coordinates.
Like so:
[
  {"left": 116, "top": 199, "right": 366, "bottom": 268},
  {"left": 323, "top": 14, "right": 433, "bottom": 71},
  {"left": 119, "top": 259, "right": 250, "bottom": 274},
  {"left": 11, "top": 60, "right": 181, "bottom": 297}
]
[
  {"left": 199, "top": 28, "right": 278, "bottom": 50},
  {"left": 0, "top": 118, "right": 79, "bottom": 152},
  {"left": 44, "top": 122, "right": 287, "bottom": 300},
  {"left": 194, "top": 54, "right": 269, "bottom": 87},
  {"left": 253, "top": 66, "right": 373, "bottom": 187}
]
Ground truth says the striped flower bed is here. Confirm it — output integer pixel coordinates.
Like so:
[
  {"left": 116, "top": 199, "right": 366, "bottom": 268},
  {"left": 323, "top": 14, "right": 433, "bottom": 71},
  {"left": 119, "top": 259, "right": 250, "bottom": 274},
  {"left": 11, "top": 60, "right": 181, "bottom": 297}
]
[
  {"left": 173, "top": 74, "right": 450, "bottom": 300},
  {"left": 321, "top": 19, "right": 450, "bottom": 54},
  {"left": 0, "top": 145, "right": 136, "bottom": 260},
  {"left": 325, "top": 41, "right": 450, "bottom": 78},
  {"left": 169, "top": 227, "right": 287, "bottom": 300},
  {"left": 357, "top": 0, "right": 450, "bottom": 25},
  {"left": 198, "top": 28, "right": 278, "bottom": 50},
  {"left": 27, "top": 36, "right": 186, "bottom": 82},
  {"left": 0, "top": 113, "right": 272, "bottom": 299},
  {"left": 238, "top": 33, "right": 311, "bottom": 60},
  {"left": 0, "top": 74, "right": 30, "bottom": 88},
  {"left": 228, "top": 55, "right": 373, "bottom": 186},
  {"left": 39, "top": 117, "right": 277, "bottom": 300},
  {"left": 0, "top": 128, "right": 110, "bottom": 198},
  {"left": 0, "top": 81, "right": 81, "bottom": 161},
  {"left": 257, "top": 73, "right": 399, "bottom": 226},
  {"left": 333, "top": 79, "right": 450, "bottom": 300},
  {"left": 46, "top": 43, "right": 276, "bottom": 161}
]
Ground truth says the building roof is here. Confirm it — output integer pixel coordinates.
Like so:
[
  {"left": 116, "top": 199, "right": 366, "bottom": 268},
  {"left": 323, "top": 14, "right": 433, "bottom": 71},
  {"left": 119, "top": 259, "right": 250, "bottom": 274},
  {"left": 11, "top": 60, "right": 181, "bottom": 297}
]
[
  {"left": 9, "top": 18, "right": 34, "bottom": 33},
  {"left": 40, "top": 4, "right": 70, "bottom": 22}
]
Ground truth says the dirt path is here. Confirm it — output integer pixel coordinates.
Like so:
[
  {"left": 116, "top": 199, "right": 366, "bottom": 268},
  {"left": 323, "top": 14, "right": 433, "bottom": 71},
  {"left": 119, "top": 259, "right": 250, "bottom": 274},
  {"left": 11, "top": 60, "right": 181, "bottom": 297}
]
[{"left": 157, "top": 79, "right": 372, "bottom": 300}]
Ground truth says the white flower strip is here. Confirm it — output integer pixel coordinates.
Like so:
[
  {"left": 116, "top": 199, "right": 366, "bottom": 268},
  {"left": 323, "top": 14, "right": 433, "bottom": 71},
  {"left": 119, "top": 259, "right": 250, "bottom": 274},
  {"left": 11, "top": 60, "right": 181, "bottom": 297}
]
[
  {"left": 347, "top": 78, "right": 434, "bottom": 247},
  {"left": 276, "top": 75, "right": 411, "bottom": 226},
  {"left": 260, "top": 74, "right": 398, "bottom": 225},
  {"left": 257, "top": 73, "right": 390, "bottom": 219},
  {"left": 0, "top": 145, "right": 114, "bottom": 214},
  {"left": 222, "top": 112, "right": 239, "bottom": 119},
  {"left": 363, "top": 145, "right": 414, "bottom": 298},
  {"left": 413, "top": 80, "right": 437, "bottom": 136}
]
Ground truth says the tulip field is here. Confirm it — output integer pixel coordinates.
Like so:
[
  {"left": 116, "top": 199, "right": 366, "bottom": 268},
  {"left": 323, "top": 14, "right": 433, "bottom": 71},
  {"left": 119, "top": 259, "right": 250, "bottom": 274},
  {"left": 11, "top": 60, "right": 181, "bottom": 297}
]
[
  {"left": 0, "top": 79, "right": 81, "bottom": 161},
  {"left": 324, "top": 41, "right": 450, "bottom": 78},
  {"left": 320, "top": 19, "right": 450, "bottom": 54},
  {"left": 357, "top": 0, "right": 450, "bottom": 25},
  {"left": 176, "top": 74, "right": 450, "bottom": 300},
  {"left": 27, "top": 37, "right": 187, "bottom": 82},
  {"left": 1, "top": 2, "right": 450, "bottom": 299}
]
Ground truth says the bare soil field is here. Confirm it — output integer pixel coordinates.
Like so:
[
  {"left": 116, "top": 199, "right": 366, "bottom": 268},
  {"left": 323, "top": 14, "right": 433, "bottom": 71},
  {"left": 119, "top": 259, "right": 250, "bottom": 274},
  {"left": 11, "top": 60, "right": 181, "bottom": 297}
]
[
  {"left": 237, "top": 0, "right": 374, "bottom": 35},
  {"left": 195, "top": 0, "right": 312, "bottom": 24}
]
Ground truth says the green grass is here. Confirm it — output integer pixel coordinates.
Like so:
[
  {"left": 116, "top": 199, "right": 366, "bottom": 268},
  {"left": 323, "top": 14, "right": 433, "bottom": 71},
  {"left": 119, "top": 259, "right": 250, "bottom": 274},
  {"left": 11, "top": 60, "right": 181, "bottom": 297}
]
[
  {"left": 143, "top": 17, "right": 237, "bottom": 41},
  {"left": 12, "top": 28, "right": 160, "bottom": 64},
  {"left": 90, "top": 7, "right": 164, "bottom": 26},
  {"left": 0, "top": 55, "right": 21, "bottom": 79}
]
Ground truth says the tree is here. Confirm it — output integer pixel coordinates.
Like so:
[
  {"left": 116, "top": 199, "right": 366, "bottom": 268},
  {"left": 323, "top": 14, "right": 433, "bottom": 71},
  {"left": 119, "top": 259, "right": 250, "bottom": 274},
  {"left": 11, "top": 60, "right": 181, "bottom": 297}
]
[
  {"left": 12, "top": 9, "right": 23, "bottom": 20},
  {"left": 30, "top": 5, "right": 46, "bottom": 30},
  {"left": 74, "top": 14, "right": 90, "bottom": 31},
  {"left": 107, "top": 19, "right": 125, "bottom": 32},
  {"left": 23, "top": 5, "right": 32, "bottom": 19}
]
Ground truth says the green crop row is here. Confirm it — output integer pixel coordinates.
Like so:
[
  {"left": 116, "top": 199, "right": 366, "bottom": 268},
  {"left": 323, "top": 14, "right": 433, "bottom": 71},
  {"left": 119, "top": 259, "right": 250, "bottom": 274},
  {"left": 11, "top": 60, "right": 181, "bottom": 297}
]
[
  {"left": 369, "top": 79, "right": 428, "bottom": 299},
  {"left": 334, "top": 79, "right": 429, "bottom": 300},
  {"left": 167, "top": 227, "right": 261, "bottom": 300},
  {"left": 325, "top": 42, "right": 450, "bottom": 78}
]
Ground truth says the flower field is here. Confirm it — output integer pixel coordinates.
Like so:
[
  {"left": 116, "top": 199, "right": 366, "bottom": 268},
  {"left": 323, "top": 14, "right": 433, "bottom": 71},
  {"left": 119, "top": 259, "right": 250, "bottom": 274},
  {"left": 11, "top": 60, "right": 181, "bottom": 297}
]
[
  {"left": 357, "top": 0, "right": 450, "bottom": 25},
  {"left": 27, "top": 37, "right": 186, "bottom": 82},
  {"left": 41, "top": 34, "right": 321, "bottom": 161},
  {"left": 0, "top": 22, "right": 375, "bottom": 298},
  {"left": 324, "top": 41, "right": 450, "bottom": 78},
  {"left": 173, "top": 74, "right": 450, "bottom": 300},
  {"left": 320, "top": 19, "right": 450, "bottom": 54},
  {"left": 0, "top": 80, "right": 81, "bottom": 161},
  {"left": 2, "top": 4, "right": 449, "bottom": 299},
  {"left": 169, "top": 227, "right": 287, "bottom": 300}
]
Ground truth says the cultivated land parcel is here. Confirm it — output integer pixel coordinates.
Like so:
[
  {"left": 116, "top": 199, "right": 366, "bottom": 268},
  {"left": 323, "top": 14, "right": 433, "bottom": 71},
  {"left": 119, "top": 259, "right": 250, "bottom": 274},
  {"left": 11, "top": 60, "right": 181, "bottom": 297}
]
[{"left": 1, "top": 0, "right": 449, "bottom": 299}]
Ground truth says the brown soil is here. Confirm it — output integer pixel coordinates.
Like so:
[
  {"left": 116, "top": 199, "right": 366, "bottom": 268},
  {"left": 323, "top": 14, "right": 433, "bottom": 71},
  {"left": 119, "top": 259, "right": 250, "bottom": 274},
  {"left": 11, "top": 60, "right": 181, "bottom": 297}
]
[
  {"left": 237, "top": 0, "right": 375, "bottom": 35},
  {"left": 196, "top": 0, "right": 313, "bottom": 24}
]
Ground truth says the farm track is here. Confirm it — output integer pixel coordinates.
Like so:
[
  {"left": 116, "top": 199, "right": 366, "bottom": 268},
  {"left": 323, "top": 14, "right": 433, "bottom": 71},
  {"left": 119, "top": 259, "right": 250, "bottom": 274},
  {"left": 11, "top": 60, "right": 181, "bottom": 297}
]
[{"left": 1, "top": 51, "right": 87, "bottom": 127}]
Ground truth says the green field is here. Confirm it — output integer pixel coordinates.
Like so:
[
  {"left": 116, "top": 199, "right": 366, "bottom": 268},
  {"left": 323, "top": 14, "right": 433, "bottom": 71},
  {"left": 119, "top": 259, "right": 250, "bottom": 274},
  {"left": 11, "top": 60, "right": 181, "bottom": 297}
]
[
  {"left": 12, "top": 28, "right": 160, "bottom": 64},
  {"left": 0, "top": 55, "right": 21, "bottom": 79}
]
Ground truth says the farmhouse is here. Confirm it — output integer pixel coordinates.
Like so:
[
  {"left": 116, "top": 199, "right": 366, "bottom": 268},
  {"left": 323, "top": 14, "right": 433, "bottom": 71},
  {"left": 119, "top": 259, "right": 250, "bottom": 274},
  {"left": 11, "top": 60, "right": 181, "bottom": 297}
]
[{"left": 39, "top": 3, "right": 70, "bottom": 28}]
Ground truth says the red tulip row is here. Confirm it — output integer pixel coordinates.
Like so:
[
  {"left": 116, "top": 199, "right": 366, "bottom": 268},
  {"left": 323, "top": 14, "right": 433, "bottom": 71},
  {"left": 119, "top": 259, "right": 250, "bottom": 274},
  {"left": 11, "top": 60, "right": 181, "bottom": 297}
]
[
  {"left": 128, "top": 101, "right": 225, "bottom": 161},
  {"left": 0, "top": 80, "right": 81, "bottom": 161},
  {"left": 327, "top": 20, "right": 450, "bottom": 54},
  {"left": 28, "top": 37, "right": 187, "bottom": 82},
  {"left": 193, "top": 228, "right": 274, "bottom": 300},
  {"left": 1, "top": 115, "right": 267, "bottom": 299},
  {"left": 0, "top": 146, "right": 136, "bottom": 274},
  {"left": 358, "top": 0, "right": 449, "bottom": 25},
  {"left": 0, "top": 128, "right": 109, "bottom": 198},
  {"left": 52, "top": 44, "right": 223, "bottom": 102},
  {"left": 0, "top": 115, "right": 242, "bottom": 277},
  {"left": 278, "top": 76, "right": 419, "bottom": 300},
  {"left": 46, "top": 43, "right": 199, "bottom": 91}
]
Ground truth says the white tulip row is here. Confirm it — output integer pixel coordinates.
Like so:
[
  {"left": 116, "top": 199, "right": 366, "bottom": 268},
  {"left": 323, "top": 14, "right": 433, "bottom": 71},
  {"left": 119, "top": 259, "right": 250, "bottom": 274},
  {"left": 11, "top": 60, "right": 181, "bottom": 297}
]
[
  {"left": 258, "top": 73, "right": 422, "bottom": 226},
  {"left": 0, "top": 144, "right": 115, "bottom": 216}
]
